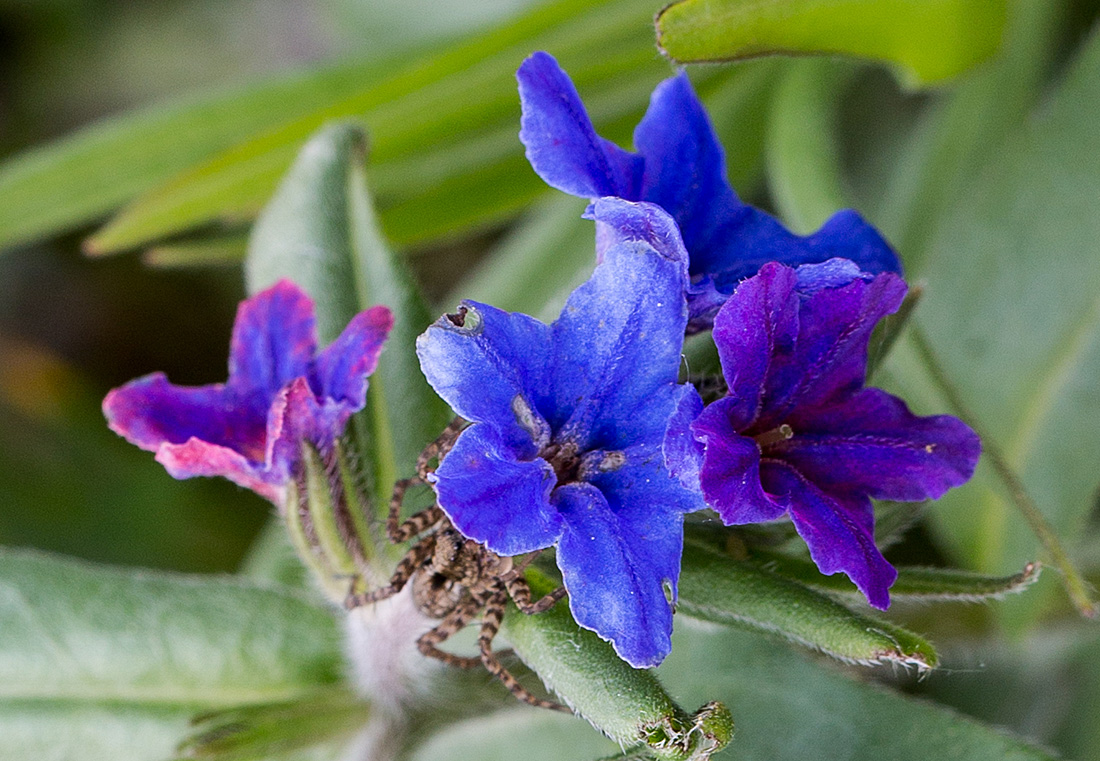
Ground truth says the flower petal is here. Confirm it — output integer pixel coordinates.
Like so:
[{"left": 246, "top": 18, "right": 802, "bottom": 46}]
[
  {"left": 517, "top": 51, "right": 642, "bottom": 199},
  {"left": 417, "top": 301, "right": 553, "bottom": 457},
  {"left": 103, "top": 373, "right": 265, "bottom": 462},
  {"left": 314, "top": 304, "right": 393, "bottom": 405},
  {"left": 762, "top": 461, "right": 897, "bottom": 609},
  {"left": 633, "top": 73, "right": 739, "bottom": 263},
  {"left": 663, "top": 384, "right": 705, "bottom": 493},
  {"left": 554, "top": 481, "right": 681, "bottom": 668},
  {"left": 691, "top": 398, "right": 786, "bottom": 524},
  {"left": 764, "top": 268, "right": 907, "bottom": 419},
  {"left": 778, "top": 387, "right": 981, "bottom": 502},
  {"left": 267, "top": 377, "right": 356, "bottom": 481},
  {"left": 228, "top": 280, "right": 318, "bottom": 416},
  {"left": 156, "top": 439, "right": 283, "bottom": 504},
  {"left": 804, "top": 209, "right": 902, "bottom": 277},
  {"left": 549, "top": 228, "right": 687, "bottom": 450},
  {"left": 430, "top": 423, "right": 562, "bottom": 556},
  {"left": 712, "top": 263, "right": 801, "bottom": 431}
]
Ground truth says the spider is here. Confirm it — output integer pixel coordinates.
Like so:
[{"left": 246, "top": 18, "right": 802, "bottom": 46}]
[{"left": 345, "top": 418, "right": 570, "bottom": 713}]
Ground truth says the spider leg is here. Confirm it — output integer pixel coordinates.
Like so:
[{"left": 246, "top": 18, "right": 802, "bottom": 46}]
[
  {"left": 416, "top": 592, "right": 484, "bottom": 669},
  {"left": 478, "top": 588, "right": 572, "bottom": 713},
  {"left": 504, "top": 572, "right": 568, "bottom": 615},
  {"left": 345, "top": 534, "right": 435, "bottom": 609},
  {"left": 386, "top": 477, "right": 443, "bottom": 543},
  {"left": 416, "top": 416, "right": 466, "bottom": 479}
]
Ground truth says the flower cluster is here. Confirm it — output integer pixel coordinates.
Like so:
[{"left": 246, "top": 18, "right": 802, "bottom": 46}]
[{"left": 104, "top": 53, "right": 980, "bottom": 673}]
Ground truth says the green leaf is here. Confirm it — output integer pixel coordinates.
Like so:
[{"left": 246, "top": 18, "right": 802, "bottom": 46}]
[
  {"left": 655, "top": 0, "right": 1008, "bottom": 88},
  {"left": 175, "top": 688, "right": 369, "bottom": 761},
  {"left": 84, "top": 0, "right": 675, "bottom": 256},
  {"left": 757, "top": 551, "right": 1042, "bottom": 601},
  {"left": 0, "top": 549, "right": 345, "bottom": 761},
  {"left": 657, "top": 624, "right": 1057, "bottom": 760},
  {"left": 501, "top": 571, "right": 733, "bottom": 760},
  {"left": 0, "top": 57, "right": 388, "bottom": 252},
  {"left": 895, "top": 25, "right": 1100, "bottom": 619},
  {"left": 244, "top": 122, "right": 450, "bottom": 521},
  {"left": 678, "top": 538, "right": 937, "bottom": 668}
]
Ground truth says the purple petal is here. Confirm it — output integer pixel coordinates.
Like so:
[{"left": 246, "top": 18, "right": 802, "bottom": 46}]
[
  {"left": 268, "top": 377, "right": 357, "bottom": 478},
  {"left": 633, "top": 73, "right": 739, "bottom": 264},
  {"left": 663, "top": 384, "right": 705, "bottom": 493},
  {"left": 585, "top": 198, "right": 691, "bottom": 276},
  {"left": 762, "top": 461, "right": 897, "bottom": 609},
  {"left": 103, "top": 373, "right": 265, "bottom": 462},
  {"left": 712, "top": 263, "right": 800, "bottom": 431},
  {"left": 763, "top": 268, "right": 907, "bottom": 419},
  {"left": 554, "top": 481, "right": 681, "bottom": 668},
  {"left": 156, "top": 439, "right": 284, "bottom": 504},
  {"left": 692, "top": 398, "right": 787, "bottom": 524},
  {"left": 228, "top": 280, "right": 318, "bottom": 417},
  {"left": 430, "top": 424, "right": 562, "bottom": 556},
  {"left": 417, "top": 301, "right": 553, "bottom": 458},
  {"left": 517, "top": 52, "right": 642, "bottom": 200},
  {"left": 778, "top": 387, "right": 981, "bottom": 502},
  {"left": 549, "top": 230, "right": 687, "bottom": 450},
  {"left": 314, "top": 305, "right": 393, "bottom": 405}
]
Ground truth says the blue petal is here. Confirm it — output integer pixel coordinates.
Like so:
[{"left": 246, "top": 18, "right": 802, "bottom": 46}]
[
  {"left": 549, "top": 230, "right": 688, "bottom": 451},
  {"left": 691, "top": 398, "right": 787, "bottom": 524},
  {"left": 633, "top": 73, "right": 740, "bottom": 265},
  {"left": 228, "top": 280, "right": 318, "bottom": 418},
  {"left": 430, "top": 424, "right": 563, "bottom": 556},
  {"left": 762, "top": 461, "right": 897, "bottom": 609},
  {"left": 584, "top": 198, "right": 691, "bottom": 276},
  {"left": 805, "top": 209, "right": 902, "bottom": 276},
  {"left": 663, "top": 384, "right": 705, "bottom": 493},
  {"left": 417, "top": 301, "right": 553, "bottom": 458},
  {"left": 314, "top": 305, "right": 393, "bottom": 405},
  {"left": 778, "top": 387, "right": 981, "bottom": 502},
  {"left": 517, "top": 52, "right": 642, "bottom": 199},
  {"left": 554, "top": 481, "right": 681, "bottom": 668}
]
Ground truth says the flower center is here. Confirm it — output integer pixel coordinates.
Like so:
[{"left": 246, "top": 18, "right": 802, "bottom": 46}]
[
  {"left": 752, "top": 424, "right": 794, "bottom": 451},
  {"left": 541, "top": 440, "right": 582, "bottom": 485}
]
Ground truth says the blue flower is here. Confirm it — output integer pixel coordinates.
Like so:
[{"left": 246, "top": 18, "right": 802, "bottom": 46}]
[
  {"left": 417, "top": 200, "right": 701, "bottom": 668},
  {"left": 666, "top": 260, "right": 981, "bottom": 608},
  {"left": 104, "top": 280, "right": 392, "bottom": 504},
  {"left": 517, "top": 51, "right": 902, "bottom": 331}
]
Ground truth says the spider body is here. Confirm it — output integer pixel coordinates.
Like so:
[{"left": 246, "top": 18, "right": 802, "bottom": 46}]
[{"left": 346, "top": 419, "right": 569, "bottom": 712}]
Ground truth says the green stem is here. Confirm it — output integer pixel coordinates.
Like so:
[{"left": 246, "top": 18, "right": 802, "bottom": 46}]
[{"left": 910, "top": 325, "right": 1097, "bottom": 618}]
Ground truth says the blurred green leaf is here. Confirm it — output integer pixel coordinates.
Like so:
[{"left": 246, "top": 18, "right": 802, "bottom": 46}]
[
  {"left": 898, "top": 26, "right": 1100, "bottom": 618},
  {"left": 244, "top": 122, "right": 450, "bottom": 523},
  {"left": 0, "top": 549, "right": 344, "bottom": 761},
  {"left": 657, "top": 624, "right": 1057, "bottom": 760},
  {"left": 766, "top": 59, "right": 853, "bottom": 234},
  {"left": 877, "top": 0, "right": 1070, "bottom": 266},
  {"left": 656, "top": 0, "right": 1008, "bottom": 87},
  {"left": 679, "top": 538, "right": 937, "bottom": 668},
  {"left": 0, "top": 57, "right": 387, "bottom": 252},
  {"left": 502, "top": 571, "right": 732, "bottom": 760},
  {"left": 143, "top": 234, "right": 248, "bottom": 269},
  {"left": 84, "top": 0, "right": 677, "bottom": 256}
]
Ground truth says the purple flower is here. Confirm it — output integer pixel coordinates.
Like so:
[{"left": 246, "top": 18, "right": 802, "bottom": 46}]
[
  {"left": 517, "top": 51, "right": 901, "bottom": 331},
  {"left": 104, "top": 280, "right": 392, "bottom": 504},
  {"left": 417, "top": 200, "right": 701, "bottom": 668},
  {"left": 666, "top": 260, "right": 980, "bottom": 608}
]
